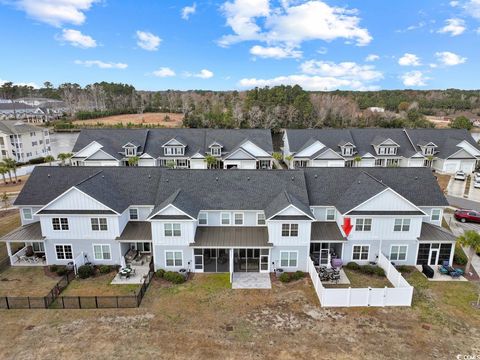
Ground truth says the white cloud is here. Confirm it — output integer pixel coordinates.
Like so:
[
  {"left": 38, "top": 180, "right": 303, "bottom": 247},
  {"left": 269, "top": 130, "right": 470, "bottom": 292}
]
[
  {"left": 450, "top": 1, "right": 460, "bottom": 7},
  {"left": 401, "top": 71, "right": 429, "bottom": 87},
  {"left": 464, "top": 0, "right": 480, "bottom": 19},
  {"left": 438, "top": 18, "right": 466, "bottom": 36},
  {"left": 239, "top": 59, "right": 383, "bottom": 91},
  {"left": 153, "top": 67, "right": 176, "bottom": 78},
  {"left": 184, "top": 69, "right": 214, "bottom": 79},
  {"left": 398, "top": 53, "right": 422, "bottom": 66},
  {"left": 136, "top": 31, "right": 161, "bottom": 51},
  {"left": 300, "top": 60, "right": 383, "bottom": 81},
  {"left": 219, "top": 0, "right": 371, "bottom": 48},
  {"left": 57, "top": 29, "right": 97, "bottom": 48},
  {"left": 250, "top": 45, "right": 302, "bottom": 59},
  {"left": 435, "top": 51, "right": 467, "bottom": 66},
  {"left": 74, "top": 60, "right": 128, "bottom": 69},
  {"left": 12, "top": 0, "right": 99, "bottom": 27},
  {"left": 181, "top": 3, "right": 196, "bottom": 20},
  {"left": 365, "top": 54, "right": 379, "bottom": 62}
]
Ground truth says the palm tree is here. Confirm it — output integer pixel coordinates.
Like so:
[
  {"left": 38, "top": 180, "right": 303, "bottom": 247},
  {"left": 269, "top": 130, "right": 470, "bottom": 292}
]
[
  {"left": 285, "top": 155, "right": 293, "bottom": 168},
  {"left": 0, "top": 165, "right": 7, "bottom": 185},
  {"left": 44, "top": 155, "right": 55, "bottom": 165},
  {"left": 204, "top": 155, "right": 217, "bottom": 169},
  {"left": 58, "top": 152, "right": 73, "bottom": 166},
  {"left": 353, "top": 155, "right": 362, "bottom": 167},
  {"left": 1, "top": 192, "right": 9, "bottom": 209},
  {"left": 3, "top": 158, "right": 17, "bottom": 183},
  {"left": 128, "top": 156, "right": 139, "bottom": 167},
  {"left": 166, "top": 160, "right": 176, "bottom": 169},
  {"left": 457, "top": 230, "right": 480, "bottom": 274}
]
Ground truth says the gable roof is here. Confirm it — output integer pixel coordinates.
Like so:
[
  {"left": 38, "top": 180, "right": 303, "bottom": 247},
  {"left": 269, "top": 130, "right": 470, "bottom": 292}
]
[{"left": 73, "top": 128, "right": 273, "bottom": 161}]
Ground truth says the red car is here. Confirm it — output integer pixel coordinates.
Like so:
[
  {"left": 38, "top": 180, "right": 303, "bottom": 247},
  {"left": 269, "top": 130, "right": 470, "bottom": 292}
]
[{"left": 454, "top": 209, "right": 480, "bottom": 223}]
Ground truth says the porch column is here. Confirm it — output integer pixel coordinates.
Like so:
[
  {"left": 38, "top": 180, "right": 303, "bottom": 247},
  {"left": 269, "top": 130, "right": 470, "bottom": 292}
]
[
  {"left": 229, "top": 249, "right": 233, "bottom": 283},
  {"left": 6, "top": 242, "right": 12, "bottom": 257},
  {"left": 449, "top": 243, "right": 455, "bottom": 267}
]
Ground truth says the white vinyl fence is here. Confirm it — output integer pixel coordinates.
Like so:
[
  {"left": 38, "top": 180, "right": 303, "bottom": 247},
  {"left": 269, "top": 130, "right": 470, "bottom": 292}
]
[{"left": 307, "top": 253, "right": 413, "bottom": 307}]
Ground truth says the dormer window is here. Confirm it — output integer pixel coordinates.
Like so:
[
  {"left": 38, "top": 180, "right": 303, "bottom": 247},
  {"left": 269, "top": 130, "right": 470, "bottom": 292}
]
[
  {"left": 211, "top": 146, "right": 221, "bottom": 156},
  {"left": 164, "top": 146, "right": 185, "bottom": 156},
  {"left": 125, "top": 147, "right": 137, "bottom": 157},
  {"left": 341, "top": 146, "right": 354, "bottom": 156},
  {"left": 378, "top": 146, "right": 397, "bottom": 155},
  {"left": 422, "top": 145, "right": 436, "bottom": 156}
]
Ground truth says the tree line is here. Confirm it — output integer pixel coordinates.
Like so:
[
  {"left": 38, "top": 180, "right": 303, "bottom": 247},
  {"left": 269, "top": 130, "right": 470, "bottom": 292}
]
[{"left": 1, "top": 81, "right": 479, "bottom": 130}]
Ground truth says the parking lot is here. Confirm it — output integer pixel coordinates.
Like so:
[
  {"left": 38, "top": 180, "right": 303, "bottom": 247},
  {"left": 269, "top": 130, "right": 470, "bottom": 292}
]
[
  {"left": 444, "top": 212, "right": 480, "bottom": 237},
  {"left": 446, "top": 174, "right": 480, "bottom": 201}
]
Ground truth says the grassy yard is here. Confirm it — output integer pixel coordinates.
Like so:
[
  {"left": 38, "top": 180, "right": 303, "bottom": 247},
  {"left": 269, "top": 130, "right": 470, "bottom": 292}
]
[
  {"left": 0, "top": 272, "right": 478, "bottom": 359},
  {"left": 0, "top": 267, "right": 60, "bottom": 297},
  {"left": 0, "top": 210, "right": 21, "bottom": 259},
  {"left": 323, "top": 268, "right": 392, "bottom": 288},
  {"left": 60, "top": 271, "right": 140, "bottom": 297}
]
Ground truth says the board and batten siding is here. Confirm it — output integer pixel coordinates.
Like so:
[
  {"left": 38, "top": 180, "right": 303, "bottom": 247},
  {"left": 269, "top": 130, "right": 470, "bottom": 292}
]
[
  {"left": 39, "top": 215, "right": 121, "bottom": 239},
  {"left": 340, "top": 216, "right": 423, "bottom": 241},
  {"left": 151, "top": 221, "right": 196, "bottom": 246},
  {"left": 267, "top": 221, "right": 312, "bottom": 246},
  {"left": 199, "top": 210, "right": 262, "bottom": 226},
  {"left": 44, "top": 187, "right": 113, "bottom": 211}
]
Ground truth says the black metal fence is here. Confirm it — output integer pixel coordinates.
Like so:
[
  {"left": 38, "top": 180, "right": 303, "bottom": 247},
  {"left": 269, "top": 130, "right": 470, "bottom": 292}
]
[{"left": 1, "top": 262, "right": 155, "bottom": 310}]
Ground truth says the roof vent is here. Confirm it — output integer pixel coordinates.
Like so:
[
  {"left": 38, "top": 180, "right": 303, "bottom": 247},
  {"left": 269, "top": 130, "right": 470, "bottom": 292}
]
[
  {"left": 415, "top": 176, "right": 418, "bottom": 180},
  {"left": 291, "top": 176, "right": 294, "bottom": 181},
  {"left": 102, "top": 175, "right": 105, "bottom": 179},
  {"left": 47, "top": 174, "right": 50, "bottom": 178},
  {"left": 247, "top": 176, "right": 250, "bottom": 181},
  {"left": 166, "top": 179, "right": 169, "bottom": 183},
  {"left": 216, "top": 177, "right": 219, "bottom": 181},
  {"left": 148, "top": 174, "right": 151, "bottom": 179},
  {"left": 314, "top": 174, "right": 318, "bottom": 179}
]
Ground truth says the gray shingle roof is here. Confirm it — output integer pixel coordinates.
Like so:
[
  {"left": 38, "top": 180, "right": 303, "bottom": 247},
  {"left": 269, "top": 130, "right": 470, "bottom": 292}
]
[
  {"left": 72, "top": 128, "right": 273, "bottom": 160},
  {"left": 15, "top": 167, "right": 448, "bottom": 217}
]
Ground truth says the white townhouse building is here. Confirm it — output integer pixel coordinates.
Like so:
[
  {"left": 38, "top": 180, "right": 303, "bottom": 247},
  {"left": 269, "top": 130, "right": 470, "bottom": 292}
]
[
  {"left": 2, "top": 167, "right": 456, "bottom": 276},
  {"left": 0, "top": 120, "right": 51, "bottom": 162},
  {"left": 71, "top": 128, "right": 275, "bottom": 170},
  {"left": 0, "top": 101, "right": 64, "bottom": 124},
  {"left": 283, "top": 128, "right": 480, "bottom": 173}
]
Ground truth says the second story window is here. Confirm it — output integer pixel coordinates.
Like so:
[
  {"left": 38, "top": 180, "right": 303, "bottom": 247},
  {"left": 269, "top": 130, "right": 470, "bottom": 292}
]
[
  {"left": 281, "top": 224, "right": 298, "bottom": 237},
  {"left": 91, "top": 218, "right": 108, "bottom": 231},
  {"left": 129, "top": 208, "right": 139, "bottom": 220},
  {"left": 431, "top": 209, "right": 441, "bottom": 221},
  {"left": 257, "top": 213, "right": 266, "bottom": 225},
  {"left": 22, "top": 208, "right": 33, "bottom": 220},
  {"left": 234, "top": 213, "right": 244, "bottom": 225},
  {"left": 164, "top": 146, "right": 184, "bottom": 156},
  {"left": 198, "top": 212, "right": 208, "bottom": 225},
  {"left": 125, "top": 147, "right": 136, "bottom": 157},
  {"left": 326, "top": 208, "right": 336, "bottom": 221},
  {"left": 342, "top": 146, "right": 354, "bottom": 156},
  {"left": 221, "top": 213, "right": 231, "bottom": 225},
  {"left": 164, "top": 223, "right": 181, "bottom": 237},
  {"left": 211, "top": 146, "right": 221, "bottom": 156},
  {"left": 394, "top": 219, "right": 410, "bottom": 232},
  {"left": 52, "top": 218, "right": 69, "bottom": 231},
  {"left": 355, "top": 218, "right": 372, "bottom": 231}
]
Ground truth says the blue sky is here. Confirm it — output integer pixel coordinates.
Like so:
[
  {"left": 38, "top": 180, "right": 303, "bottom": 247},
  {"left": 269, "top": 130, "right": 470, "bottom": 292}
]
[{"left": 0, "top": 0, "right": 479, "bottom": 91}]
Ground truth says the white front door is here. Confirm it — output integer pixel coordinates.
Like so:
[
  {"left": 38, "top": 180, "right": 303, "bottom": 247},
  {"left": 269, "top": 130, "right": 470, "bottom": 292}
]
[
  {"left": 260, "top": 252, "right": 269, "bottom": 273},
  {"left": 428, "top": 248, "right": 439, "bottom": 266},
  {"left": 194, "top": 253, "right": 204, "bottom": 272}
]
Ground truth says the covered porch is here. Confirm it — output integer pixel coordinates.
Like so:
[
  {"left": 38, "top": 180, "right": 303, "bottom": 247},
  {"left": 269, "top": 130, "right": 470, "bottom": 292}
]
[
  {"left": 417, "top": 222, "right": 456, "bottom": 266},
  {"left": 0, "top": 222, "right": 46, "bottom": 266},
  {"left": 191, "top": 227, "right": 272, "bottom": 286},
  {"left": 310, "top": 222, "right": 346, "bottom": 266}
]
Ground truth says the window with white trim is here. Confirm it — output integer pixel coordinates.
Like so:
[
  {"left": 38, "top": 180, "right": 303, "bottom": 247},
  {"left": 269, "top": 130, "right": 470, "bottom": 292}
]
[
  {"left": 221, "top": 213, "right": 231, "bottom": 225},
  {"left": 390, "top": 245, "right": 407, "bottom": 261},
  {"left": 52, "top": 218, "right": 69, "bottom": 231},
  {"left": 281, "top": 224, "right": 298, "bottom": 237},
  {"left": 164, "top": 223, "right": 181, "bottom": 237},
  {"left": 355, "top": 218, "right": 372, "bottom": 231},
  {"left": 393, "top": 219, "right": 410, "bottom": 232},
  {"left": 326, "top": 208, "right": 336, "bottom": 221},
  {"left": 125, "top": 147, "right": 136, "bottom": 156},
  {"left": 352, "top": 245, "right": 369, "bottom": 261},
  {"left": 129, "top": 208, "right": 139, "bottom": 220},
  {"left": 164, "top": 146, "right": 184, "bottom": 155},
  {"left": 22, "top": 208, "right": 33, "bottom": 220},
  {"left": 211, "top": 146, "right": 221, "bottom": 156},
  {"left": 280, "top": 251, "right": 298, "bottom": 267},
  {"left": 234, "top": 213, "right": 244, "bottom": 225},
  {"left": 55, "top": 245, "right": 72, "bottom": 260},
  {"left": 431, "top": 209, "right": 441, "bottom": 222},
  {"left": 165, "top": 251, "right": 183, "bottom": 267},
  {"left": 198, "top": 212, "right": 208, "bottom": 225},
  {"left": 32, "top": 242, "right": 44, "bottom": 252},
  {"left": 91, "top": 218, "right": 108, "bottom": 231},
  {"left": 257, "top": 213, "right": 266, "bottom": 225},
  {"left": 93, "top": 244, "right": 111, "bottom": 260}
]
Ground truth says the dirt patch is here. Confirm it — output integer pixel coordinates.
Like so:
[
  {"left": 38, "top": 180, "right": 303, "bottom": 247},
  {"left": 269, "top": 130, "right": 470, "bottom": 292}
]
[
  {"left": 435, "top": 173, "right": 451, "bottom": 193},
  {"left": 0, "top": 175, "right": 29, "bottom": 194},
  {"left": 0, "top": 267, "right": 61, "bottom": 297},
  {"left": 73, "top": 112, "right": 183, "bottom": 128}
]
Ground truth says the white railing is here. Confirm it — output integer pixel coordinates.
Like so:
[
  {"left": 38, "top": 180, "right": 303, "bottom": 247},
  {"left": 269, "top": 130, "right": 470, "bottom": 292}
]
[
  {"left": 73, "top": 252, "right": 85, "bottom": 275},
  {"left": 306, "top": 254, "right": 413, "bottom": 308},
  {"left": 9, "top": 246, "right": 28, "bottom": 265}
]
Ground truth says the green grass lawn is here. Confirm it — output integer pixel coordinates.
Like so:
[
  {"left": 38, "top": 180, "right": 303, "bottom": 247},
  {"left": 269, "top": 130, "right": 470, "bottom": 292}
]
[
  {"left": 0, "top": 210, "right": 21, "bottom": 260},
  {"left": 323, "top": 268, "right": 392, "bottom": 288},
  {"left": 0, "top": 267, "right": 60, "bottom": 297},
  {"left": 61, "top": 271, "right": 140, "bottom": 297}
]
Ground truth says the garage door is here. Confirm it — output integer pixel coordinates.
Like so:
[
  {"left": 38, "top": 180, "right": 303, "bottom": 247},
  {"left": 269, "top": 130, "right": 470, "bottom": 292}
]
[
  {"left": 444, "top": 163, "right": 457, "bottom": 174},
  {"left": 328, "top": 160, "right": 345, "bottom": 167},
  {"left": 460, "top": 161, "right": 474, "bottom": 173}
]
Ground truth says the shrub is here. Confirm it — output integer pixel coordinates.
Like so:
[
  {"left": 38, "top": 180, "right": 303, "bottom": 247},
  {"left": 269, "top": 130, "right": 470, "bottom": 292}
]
[
  {"left": 374, "top": 267, "right": 385, "bottom": 277},
  {"left": 49, "top": 265, "right": 59, "bottom": 273},
  {"left": 156, "top": 269, "right": 166, "bottom": 278},
  {"left": 359, "top": 265, "right": 376, "bottom": 275},
  {"left": 345, "top": 262, "right": 360, "bottom": 270},
  {"left": 56, "top": 267, "right": 68, "bottom": 276},
  {"left": 454, "top": 243, "right": 468, "bottom": 265},
  {"left": 396, "top": 265, "right": 411, "bottom": 274},
  {"left": 28, "top": 157, "right": 45, "bottom": 165},
  {"left": 98, "top": 265, "right": 111, "bottom": 274},
  {"left": 78, "top": 265, "right": 95, "bottom": 279},
  {"left": 163, "top": 271, "right": 186, "bottom": 284},
  {"left": 291, "top": 271, "right": 304, "bottom": 281},
  {"left": 279, "top": 273, "right": 291, "bottom": 283}
]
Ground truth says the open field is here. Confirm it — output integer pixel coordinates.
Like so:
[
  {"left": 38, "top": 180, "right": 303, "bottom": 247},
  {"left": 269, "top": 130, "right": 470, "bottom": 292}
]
[
  {"left": 72, "top": 112, "right": 184, "bottom": 128},
  {"left": 0, "top": 267, "right": 60, "bottom": 297},
  {"left": 0, "top": 175, "right": 29, "bottom": 194},
  {"left": 61, "top": 271, "right": 139, "bottom": 297},
  {"left": 0, "top": 272, "right": 478, "bottom": 359}
]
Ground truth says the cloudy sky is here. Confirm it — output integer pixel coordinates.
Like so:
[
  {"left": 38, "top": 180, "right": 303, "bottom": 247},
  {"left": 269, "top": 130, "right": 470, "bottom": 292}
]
[{"left": 0, "top": 0, "right": 479, "bottom": 91}]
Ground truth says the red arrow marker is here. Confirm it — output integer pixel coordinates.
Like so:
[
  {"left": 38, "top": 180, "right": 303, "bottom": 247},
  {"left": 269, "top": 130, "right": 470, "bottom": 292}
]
[{"left": 342, "top": 217, "right": 353, "bottom": 236}]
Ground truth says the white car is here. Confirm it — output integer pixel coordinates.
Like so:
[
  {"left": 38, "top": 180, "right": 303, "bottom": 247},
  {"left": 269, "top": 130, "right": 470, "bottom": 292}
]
[
  {"left": 474, "top": 172, "right": 480, "bottom": 182},
  {"left": 474, "top": 178, "right": 480, "bottom": 189},
  {"left": 454, "top": 171, "right": 466, "bottom": 181}
]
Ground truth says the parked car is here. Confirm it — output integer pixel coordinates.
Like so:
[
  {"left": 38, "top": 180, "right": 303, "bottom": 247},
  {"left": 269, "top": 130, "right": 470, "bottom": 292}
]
[
  {"left": 454, "top": 209, "right": 480, "bottom": 223},
  {"left": 474, "top": 172, "right": 480, "bottom": 182},
  {"left": 474, "top": 178, "right": 480, "bottom": 189},
  {"left": 454, "top": 171, "right": 466, "bottom": 181}
]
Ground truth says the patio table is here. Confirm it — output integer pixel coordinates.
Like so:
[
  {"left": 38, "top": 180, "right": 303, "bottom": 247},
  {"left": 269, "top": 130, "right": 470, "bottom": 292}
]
[{"left": 119, "top": 268, "right": 133, "bottom": 278}]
